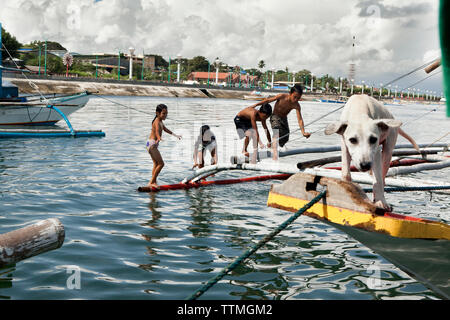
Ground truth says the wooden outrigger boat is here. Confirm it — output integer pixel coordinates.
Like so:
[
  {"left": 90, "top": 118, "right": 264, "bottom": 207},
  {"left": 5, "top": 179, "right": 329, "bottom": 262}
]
[
  {"left": 0, "top": 91, "right": 91, "bottom": 126},
  {"left": 0, "top": 22, "right": 104, "bottom": 138},
  {"left": 267, "top": 172, "right": 450, "bottom": 299}
]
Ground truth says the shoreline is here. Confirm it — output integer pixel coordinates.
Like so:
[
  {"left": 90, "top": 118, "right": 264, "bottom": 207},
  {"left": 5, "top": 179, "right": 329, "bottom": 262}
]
[{"left": 4, "top": 74, "right": 443, "bottom": 105}]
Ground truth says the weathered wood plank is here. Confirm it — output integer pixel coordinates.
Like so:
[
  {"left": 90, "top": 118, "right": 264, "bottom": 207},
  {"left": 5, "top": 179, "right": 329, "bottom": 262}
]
[{"left": 0, "top": 218, "right": 65, "bottom": 268}]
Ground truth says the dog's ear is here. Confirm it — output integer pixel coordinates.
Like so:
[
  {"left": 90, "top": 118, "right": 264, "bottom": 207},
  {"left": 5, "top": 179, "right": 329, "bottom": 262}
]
[
  {"left": 325, "top": 121, "right": 348, "bottom": 135},
  {"left": 375, "top": 119, "right": 402, "bottom": 132}
]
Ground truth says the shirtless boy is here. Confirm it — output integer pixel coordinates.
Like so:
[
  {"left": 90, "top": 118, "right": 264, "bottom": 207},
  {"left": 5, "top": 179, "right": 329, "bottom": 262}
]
[
  {"left": 249, "top": 84, "right": 311, "bottom": 160},
  {"left": 234, "top": 103, "right": 272, "bottom": 164}
]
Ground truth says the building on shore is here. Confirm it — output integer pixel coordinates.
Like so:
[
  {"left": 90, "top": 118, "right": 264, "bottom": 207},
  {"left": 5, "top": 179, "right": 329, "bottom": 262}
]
[
  {"left": 187, "top": 71, "right": 258, "bottom": 87},
  {"left": 86, "top": 53, "right": 156, "bottom": 76}
]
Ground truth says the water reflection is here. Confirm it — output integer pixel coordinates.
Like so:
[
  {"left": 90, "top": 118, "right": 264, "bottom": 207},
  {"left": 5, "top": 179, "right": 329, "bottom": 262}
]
[
  {"left": 186, "top": 188, "right": 215, "bottom": 238},
  {"left": 139, "top": 193, "right": 164, "bottom": 272},
  {"left": 0, "top": 266, "right": 14, "bottom": 300},
  {"left": 142, "top": 192, "right": 162, "bottom": 230}
]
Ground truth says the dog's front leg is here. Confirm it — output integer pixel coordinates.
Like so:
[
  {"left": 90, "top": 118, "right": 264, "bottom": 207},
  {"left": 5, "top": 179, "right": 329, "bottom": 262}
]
[
  {"left": 341, "top": 137, "right": 352, "bottom": 182},
  {"left": 372, "top": 147, "right": 391, "bottom": 211}
]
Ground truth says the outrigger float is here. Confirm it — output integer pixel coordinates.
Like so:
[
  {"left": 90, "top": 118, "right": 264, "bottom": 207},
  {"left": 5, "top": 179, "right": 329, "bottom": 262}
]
[{"left": 138, "top": 143, "right": 450, "bottom": 193}]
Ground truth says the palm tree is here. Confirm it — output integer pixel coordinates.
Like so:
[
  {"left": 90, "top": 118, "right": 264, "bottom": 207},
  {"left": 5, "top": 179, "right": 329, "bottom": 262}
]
[{"left": 258, "top": 60, "right": 265, "bottom": 70}]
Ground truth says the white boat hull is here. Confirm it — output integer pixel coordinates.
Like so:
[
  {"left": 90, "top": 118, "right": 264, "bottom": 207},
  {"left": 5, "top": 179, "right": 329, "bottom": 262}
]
[{"left": 0, "top": 93, "right": 89, "bottom": 125}]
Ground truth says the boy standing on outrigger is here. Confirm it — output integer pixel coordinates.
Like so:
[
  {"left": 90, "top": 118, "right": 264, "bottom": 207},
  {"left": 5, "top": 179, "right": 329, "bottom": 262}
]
[
  {"left": 234, "top": 103, "right": 272, "bottom": 164},
  {"left": 249, "top": 84, "right": 311, "bottom": 160}
]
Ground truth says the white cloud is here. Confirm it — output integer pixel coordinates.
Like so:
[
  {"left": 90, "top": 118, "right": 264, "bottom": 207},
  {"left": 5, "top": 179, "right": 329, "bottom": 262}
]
[{"left": 0, "top": 0, "right": 443, "bottom": 91}]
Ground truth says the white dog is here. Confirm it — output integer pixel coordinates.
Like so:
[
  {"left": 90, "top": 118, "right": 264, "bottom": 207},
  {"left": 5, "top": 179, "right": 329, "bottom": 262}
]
[{"left": 325, "top": 94, "right": 420, "bottom": 211}]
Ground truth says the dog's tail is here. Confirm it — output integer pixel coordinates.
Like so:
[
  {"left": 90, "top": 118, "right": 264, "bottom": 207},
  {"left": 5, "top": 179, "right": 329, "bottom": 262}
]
[{"left": 398, "top": 128, "right": 420, "bottom": 153}]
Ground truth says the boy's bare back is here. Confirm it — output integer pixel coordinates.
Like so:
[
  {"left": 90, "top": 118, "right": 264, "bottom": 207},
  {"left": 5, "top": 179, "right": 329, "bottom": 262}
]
[
  {"left": 236, "top": 107, "right": 258, "bottom": 120},
  {"left": 272, "top": 93, "right": 300, "bottom": 117}
]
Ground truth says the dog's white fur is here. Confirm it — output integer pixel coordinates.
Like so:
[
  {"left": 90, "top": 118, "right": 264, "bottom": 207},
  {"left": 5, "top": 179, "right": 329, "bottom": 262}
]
[{"left": 325, "top": 94, "right": 420, "bottom": 210}]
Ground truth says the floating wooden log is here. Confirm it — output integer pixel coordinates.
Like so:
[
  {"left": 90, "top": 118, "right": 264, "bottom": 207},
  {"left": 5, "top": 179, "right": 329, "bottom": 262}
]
[{"left": 0, "top": 218, "right": 65, "bottom": 268}]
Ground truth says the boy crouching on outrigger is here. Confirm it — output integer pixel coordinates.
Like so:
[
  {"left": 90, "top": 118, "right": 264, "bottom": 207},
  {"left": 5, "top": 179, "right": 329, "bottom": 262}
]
[
  {"left": 233, "top": 103, "right": 272, "bottom": 164},
  {"left": 193, "top": 125, "right": 218, "bottom": 169}
]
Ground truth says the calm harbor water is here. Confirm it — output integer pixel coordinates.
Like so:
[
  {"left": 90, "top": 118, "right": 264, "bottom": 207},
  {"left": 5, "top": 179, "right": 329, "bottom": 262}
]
[{"left": 0, "top": 96, "right": 448, "bottom": 300}]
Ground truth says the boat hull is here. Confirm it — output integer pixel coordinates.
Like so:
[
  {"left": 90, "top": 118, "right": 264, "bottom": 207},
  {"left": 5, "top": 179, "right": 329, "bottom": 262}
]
[
  {"left": 328, "top": 221, "right": 450, "bottom": 299},
  {"left": 0, "top": 93, "right": 89, "bottom": 125},
  {"left": 267, "top": 172, "right": 450, "bottom": 298}
]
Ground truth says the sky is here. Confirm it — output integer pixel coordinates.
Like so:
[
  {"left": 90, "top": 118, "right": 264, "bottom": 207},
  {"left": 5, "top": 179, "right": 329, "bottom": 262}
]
[{"left": 0, "top": 0, "right": 444, "bottom": 94}]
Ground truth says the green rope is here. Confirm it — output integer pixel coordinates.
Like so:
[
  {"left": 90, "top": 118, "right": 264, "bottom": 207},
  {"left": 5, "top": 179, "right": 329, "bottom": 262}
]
[
  {"left": 186, "top": 190, "right": 326, "bottom": 300},
  {"left": 364, "top": 185, "right": 450, "bottom": 193}
]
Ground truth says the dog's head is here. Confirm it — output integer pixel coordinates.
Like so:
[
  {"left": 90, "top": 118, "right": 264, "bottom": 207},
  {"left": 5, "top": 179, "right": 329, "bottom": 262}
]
[{"left": 325, "top": 119, "right": 402, "bottom": 172}]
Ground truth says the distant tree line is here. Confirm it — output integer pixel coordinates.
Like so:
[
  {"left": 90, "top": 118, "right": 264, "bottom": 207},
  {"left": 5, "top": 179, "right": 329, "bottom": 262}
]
[{"left": 1, "top": 27, "right": 381, "bottom": 94}]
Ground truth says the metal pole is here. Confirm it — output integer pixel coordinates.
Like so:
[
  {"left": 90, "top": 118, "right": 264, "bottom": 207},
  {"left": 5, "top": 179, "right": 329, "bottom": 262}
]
[
  {"left": 168, "top": 57, "right": 171, "bottom": 82},
  {"left": 207, "top": 61, "right": 210, "bottom": 86},
  {"left": 177, "top": 54, "right": 181, "bottom": 83},
  {"left": 95, "top": 54, "right": 98, "bottom": 79},
  {"left": 215, "top": 58, "right": 219, "bottom": 85},
  {"left": 44, "top": 40, "right": 47, "bottom": 76},
  {"left": 129, "top": 47, "right": 134, "bottom": 80},
  {"left": 271, "top": 68, "right": 275, "bottom": 89},
  {"left": 141, "top": 50, "right": 145, "bottom": 81},
  {"left": 118, "top": 51, "right": 121, "bottom": 80},
  {"left": 38, "top": 45, "right": 41, "bottom": 75}
]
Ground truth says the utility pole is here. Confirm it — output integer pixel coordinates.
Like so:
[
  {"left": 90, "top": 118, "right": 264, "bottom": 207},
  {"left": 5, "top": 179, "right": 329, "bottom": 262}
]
[
  {"left": 118, "top": 50, "right": 121, "bottom": 80},
  {"left": 141, "top": 50, "right": 145, "bottom": 81},
  {"left": 215, "top": 57, "right": 220, "bottom": 85},
  {"left": 168, "top": 57, "right": 171, "bottom": 82},
  {"left": 177, "top": 54, "right": 182, "bottom": 83},
  {"left": 129, "top": 47, "right": 135, "bottom": 80},
  {"left": 38, "top": 44, "right": 42, "bottom": 75},
  {"left": 44, "top": 40, "right": 47, "bottom": 76}
]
